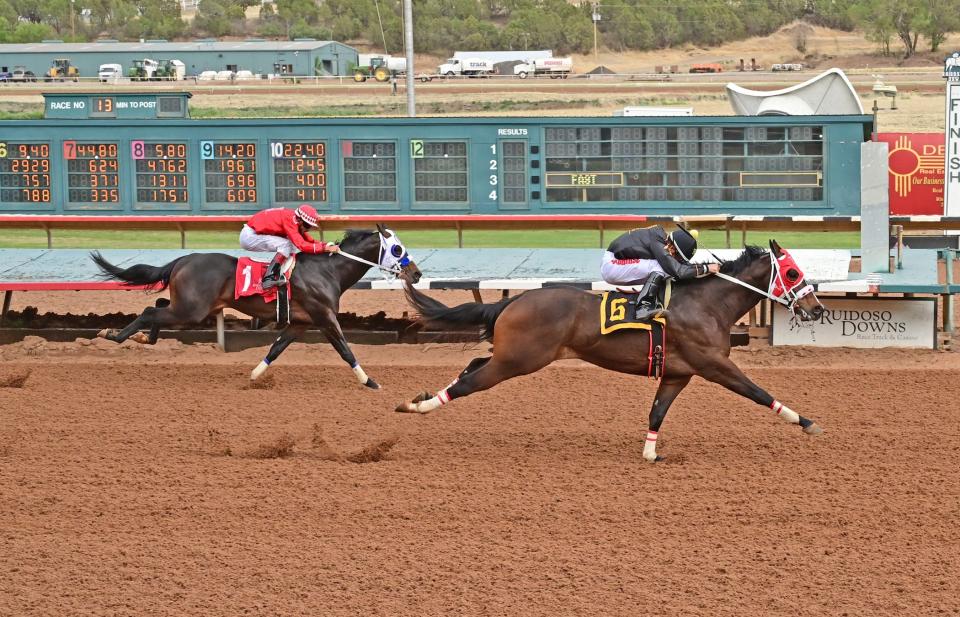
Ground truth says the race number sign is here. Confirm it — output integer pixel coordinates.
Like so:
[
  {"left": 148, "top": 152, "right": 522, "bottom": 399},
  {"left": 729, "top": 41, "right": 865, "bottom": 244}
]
[{"left": 772, "top": 297, "right": 936, "bottom": 349}]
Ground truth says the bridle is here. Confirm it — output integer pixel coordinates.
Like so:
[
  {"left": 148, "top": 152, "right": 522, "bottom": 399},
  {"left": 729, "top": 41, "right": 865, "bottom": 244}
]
[
  {"left": 712, "top": 251, "right": 814, "bottom": 314},
  {"left": 336, "top": 232, "right": 410, "bottom": 279}
]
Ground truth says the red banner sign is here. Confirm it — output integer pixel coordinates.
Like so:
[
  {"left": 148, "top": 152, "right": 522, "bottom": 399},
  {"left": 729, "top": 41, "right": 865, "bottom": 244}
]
[{"left": 875, "top": 133, "right": 944, "bottom": 215}]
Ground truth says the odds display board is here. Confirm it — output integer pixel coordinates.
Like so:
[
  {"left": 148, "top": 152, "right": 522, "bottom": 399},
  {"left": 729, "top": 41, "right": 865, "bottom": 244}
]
[{"left": 0, "top": 94, "right": 872, "bottom": 215}]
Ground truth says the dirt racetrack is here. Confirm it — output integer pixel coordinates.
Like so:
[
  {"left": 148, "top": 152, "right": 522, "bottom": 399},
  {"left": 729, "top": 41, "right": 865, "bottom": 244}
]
[{"left": 2, "top": 341, "right": 959, "bottom": 616}]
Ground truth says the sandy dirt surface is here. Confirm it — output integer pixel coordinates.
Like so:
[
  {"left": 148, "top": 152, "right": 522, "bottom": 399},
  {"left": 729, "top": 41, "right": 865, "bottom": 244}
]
[{"left": 1, "top": 340, "right": 959, "bottom": 616}]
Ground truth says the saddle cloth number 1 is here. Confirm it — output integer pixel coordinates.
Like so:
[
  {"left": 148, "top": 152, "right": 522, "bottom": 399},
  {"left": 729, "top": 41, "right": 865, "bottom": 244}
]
[{"left": 241, "top": 264, "right": 253, "bottom": 294}]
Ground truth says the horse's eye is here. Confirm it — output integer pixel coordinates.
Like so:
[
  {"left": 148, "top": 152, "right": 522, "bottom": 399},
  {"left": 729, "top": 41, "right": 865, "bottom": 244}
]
[
  {"left": 391, "top": 244, "right": 404, "bottom": 258},
  {"left": 786, "top": 268, "right": 800, "bottom": 282}
]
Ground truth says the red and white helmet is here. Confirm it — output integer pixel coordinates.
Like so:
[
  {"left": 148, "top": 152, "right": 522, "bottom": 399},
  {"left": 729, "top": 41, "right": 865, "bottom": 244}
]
[{"left": 294, "top": 204, "right": 319, "bottom": 227}]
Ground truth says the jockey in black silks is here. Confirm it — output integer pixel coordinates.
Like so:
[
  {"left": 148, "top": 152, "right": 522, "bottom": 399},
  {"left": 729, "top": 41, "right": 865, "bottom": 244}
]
[{"left": 600, "top": 226, "right": 720, "bottom": 319}]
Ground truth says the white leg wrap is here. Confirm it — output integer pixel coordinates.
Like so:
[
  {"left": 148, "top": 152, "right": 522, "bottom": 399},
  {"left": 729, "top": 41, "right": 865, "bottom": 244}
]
[
  {"left": 771, "top": 400, "right": 800, "bottom": 424},
  {"left": 642, "top": 430, "right": 658, "bottom": 462},
  {"left": 415, "top": 388, "right": 451, "bottom": 413},
  {"left": 352, "top": 365, "right": 369, "bottom": 384},
  {"left": 251, "top": 360, "right": 269, "bottom": 381}
]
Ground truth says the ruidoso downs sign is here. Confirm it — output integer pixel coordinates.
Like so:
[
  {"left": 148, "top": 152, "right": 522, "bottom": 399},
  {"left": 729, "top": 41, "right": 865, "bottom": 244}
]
[{"left": 772, "top": 298, "right": 937, "bottom": 349}]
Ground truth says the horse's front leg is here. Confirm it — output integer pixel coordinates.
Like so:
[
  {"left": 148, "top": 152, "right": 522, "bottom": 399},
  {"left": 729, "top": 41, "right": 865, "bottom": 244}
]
[
  {"left": 314, "top": 308, "right": 379, "bottom": 389},
  {"left": 643, "top": 375, "right": 691, "bottom": 463},
  {"left": 699, "top": 356, "right": 823, "bottom": 435},
  {"left": 251, "top": 323, "right": 309, "bottom": 380}
]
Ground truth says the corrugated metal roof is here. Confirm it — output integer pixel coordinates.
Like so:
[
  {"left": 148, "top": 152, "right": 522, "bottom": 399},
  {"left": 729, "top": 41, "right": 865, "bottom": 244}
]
[{"left": 0, "top": 40, "right": 343, "bottom": 53}]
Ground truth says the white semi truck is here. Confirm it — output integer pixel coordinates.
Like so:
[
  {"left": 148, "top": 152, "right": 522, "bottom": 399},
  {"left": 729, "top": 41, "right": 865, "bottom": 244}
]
[
  {"left": 438, "top": 57, "right": 495, "bottom": 77},
  {"left": 513, "top": 57, "right": 573, "bottom": 79}
]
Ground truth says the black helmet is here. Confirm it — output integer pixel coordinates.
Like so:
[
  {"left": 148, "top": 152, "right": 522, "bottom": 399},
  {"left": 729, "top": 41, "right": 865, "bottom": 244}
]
[{"left": 668, "top": 227, "right": 699, "bottom": 263}]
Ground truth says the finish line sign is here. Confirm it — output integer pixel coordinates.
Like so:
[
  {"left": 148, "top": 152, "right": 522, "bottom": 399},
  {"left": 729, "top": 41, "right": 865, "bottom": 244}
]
[
  {"left": 944, "top": 52, "right": 960, "bottom": 215},
  {"left": 772, "top": 298, "right": 937, "bottom": 349}
]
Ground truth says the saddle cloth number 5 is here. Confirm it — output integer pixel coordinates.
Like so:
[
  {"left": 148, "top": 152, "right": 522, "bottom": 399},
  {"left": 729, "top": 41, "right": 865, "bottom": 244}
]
[{"left": 610, "top": 298, "right": 627, "bottom": 321}]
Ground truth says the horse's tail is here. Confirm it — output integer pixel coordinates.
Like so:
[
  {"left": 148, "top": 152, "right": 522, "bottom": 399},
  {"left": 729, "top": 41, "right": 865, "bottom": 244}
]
[
  {"left": 90, "top": 251, "right": 184, "bottom": 291},
  {"left": 403, "top": 281, "right": 517, "bottom": 341}
]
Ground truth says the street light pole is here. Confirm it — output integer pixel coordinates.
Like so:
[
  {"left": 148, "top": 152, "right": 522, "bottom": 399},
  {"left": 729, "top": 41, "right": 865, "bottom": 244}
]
[
  {"left": 403, "top": 0, "right": 415, "bottom": 117},
  {"left": 592, "top": 3, "right": 600, "bottom": 65}
]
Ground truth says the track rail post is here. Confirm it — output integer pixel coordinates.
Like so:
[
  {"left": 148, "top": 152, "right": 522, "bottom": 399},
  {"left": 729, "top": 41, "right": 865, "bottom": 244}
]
[
  {"left": 216, "top": 310, "right": 225, "bottom": 351},
  {"left": 0, "top": 291, "right": 12, "bottom": 327}
]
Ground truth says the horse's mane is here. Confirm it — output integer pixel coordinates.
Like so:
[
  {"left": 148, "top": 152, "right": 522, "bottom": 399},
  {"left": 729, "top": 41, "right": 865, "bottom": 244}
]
[
  {"left": 337, "top": 229, "right": 378, "bottom": 250},
  {"left": 718, "top": 245, "right": 768, "bottom": 276}
]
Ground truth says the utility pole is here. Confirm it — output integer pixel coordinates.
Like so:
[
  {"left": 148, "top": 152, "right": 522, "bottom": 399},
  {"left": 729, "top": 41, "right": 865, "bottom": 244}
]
[
  {"left": 70, "top": 0, "right": 75, "bottom": 39},
  {"left": 592, "top": 3, "right": 600, "bottom": 65},
  {"left": 403, "top": 0, "right": 415, "bottom": 117}
]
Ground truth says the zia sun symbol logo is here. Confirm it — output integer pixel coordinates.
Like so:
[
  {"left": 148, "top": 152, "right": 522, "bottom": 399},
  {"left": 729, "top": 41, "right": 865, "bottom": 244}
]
[{"left": 888, "top": 135, "right": 943, "bottom": 198}]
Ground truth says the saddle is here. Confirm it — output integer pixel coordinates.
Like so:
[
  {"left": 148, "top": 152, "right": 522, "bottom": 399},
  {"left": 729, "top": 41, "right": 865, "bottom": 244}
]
[
  {"left": 599, "top": 287, "right": 670, "bottom": 379},
  {"left": 235, "top": 256, "right": 296, "bottom": 326}
]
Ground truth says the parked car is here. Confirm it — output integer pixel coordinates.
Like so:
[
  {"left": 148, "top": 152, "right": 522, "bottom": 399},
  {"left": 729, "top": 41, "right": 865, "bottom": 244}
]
[
  {"left": 0, "top": 70, "right": 12, "bottom": 82},
  {"left": 98, "top": 63, "right": 124, "bottom": 82},
  {"left": 11, "top": 66, "right": 37, "bottom": 82}
]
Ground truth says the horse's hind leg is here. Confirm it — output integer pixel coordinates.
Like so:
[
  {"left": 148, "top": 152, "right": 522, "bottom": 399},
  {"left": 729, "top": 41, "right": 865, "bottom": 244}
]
[
  {"left": 395, "top": 355, "right": 546, "bottom": 414},
  {"left": 101, "top": 306, "right": 162, "bottom": 343},
  {"left": 699, "top": 355, "right": 823, "bottom": 435},
  {"left": 101, "top": 298, "right": 207, "bottom": 345}
]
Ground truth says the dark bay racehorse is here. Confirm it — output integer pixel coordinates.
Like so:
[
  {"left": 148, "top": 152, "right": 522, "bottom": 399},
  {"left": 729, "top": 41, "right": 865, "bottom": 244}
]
[
  {"left": 92, "top": 225, "right": 421, "bottom": 388},
  {"left": 396, "top": 240, "right": 825, "bottom": 462}
]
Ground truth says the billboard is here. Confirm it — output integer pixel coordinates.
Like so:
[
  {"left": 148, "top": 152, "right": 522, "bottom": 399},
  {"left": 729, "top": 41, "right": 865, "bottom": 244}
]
[
  {"left": 772, "top": 297, "right": 937, "bottom": 349},
  {"left": 875, "top": 132, "right": 945, "bottom": 215}
]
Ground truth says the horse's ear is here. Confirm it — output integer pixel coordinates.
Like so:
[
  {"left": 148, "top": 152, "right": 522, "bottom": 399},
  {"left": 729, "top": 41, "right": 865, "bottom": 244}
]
[
  {"left": 376, "top": 223, "right": 391, "bottom": 238},
  {"left": 769, "top": 239, "right": 783, "bottom": 256}
]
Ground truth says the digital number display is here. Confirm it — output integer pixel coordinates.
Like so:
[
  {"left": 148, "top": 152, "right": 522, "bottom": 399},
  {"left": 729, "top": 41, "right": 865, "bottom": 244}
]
[
  {"left": 271, "top": 141, "right": 327, "bottom": 203},
  {"left": 64, "top": 142, "right": 120, "bottom": 203},
  {"left": 203, "top": 142, "right": 258, "bottom": 204},
  {"left": 413, "top": 141, "right": 468, "bottom": 202},
  {"left": 0, "top": 142, "right": 52, "bottom": 203},
  {"left": 343, "top": 141, "right": 396, "bottom": 202},
  {"left": 544, "top": 125, "right": 823, "bottom": 202},
  {"left": 501, "top": 141, "right": 526, "bottom": 203},
  {"left": 91, "top": 97, "right": 116, "bottom": 118},
  {"left": 134, "top": 142, "right": 189, "bottom": 203}
]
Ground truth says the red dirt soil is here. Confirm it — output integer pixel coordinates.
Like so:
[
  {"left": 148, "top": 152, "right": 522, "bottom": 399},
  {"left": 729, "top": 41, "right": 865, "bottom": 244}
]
[{"left": 2, "top": 340, "right": 959, "bottom": 616}]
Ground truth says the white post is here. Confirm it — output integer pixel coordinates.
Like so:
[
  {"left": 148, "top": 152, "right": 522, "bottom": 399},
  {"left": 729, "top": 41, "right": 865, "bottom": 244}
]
[
  {"left": 403, "top": 0, "right": 415, "bottom": 117},
  {"left": 216, "top": 310, "right": 225, "bottom": 351}
]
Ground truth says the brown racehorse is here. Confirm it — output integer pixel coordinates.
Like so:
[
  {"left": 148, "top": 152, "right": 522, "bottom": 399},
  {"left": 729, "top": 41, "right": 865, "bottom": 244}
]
[
  {"left": 396, "top": 240, "right": 826, "bottom": 462},
  {"left": 92, "top": 225, "right": 421, "bottom": 389}
]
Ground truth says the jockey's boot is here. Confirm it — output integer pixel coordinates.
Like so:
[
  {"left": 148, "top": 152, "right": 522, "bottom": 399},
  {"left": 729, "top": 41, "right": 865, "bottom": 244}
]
[
  {"left": 634, "top": 272, "right": 668, "bottom": 320},
  {"left": 260, "top": 254, "right": 286, "bottom": 290}
]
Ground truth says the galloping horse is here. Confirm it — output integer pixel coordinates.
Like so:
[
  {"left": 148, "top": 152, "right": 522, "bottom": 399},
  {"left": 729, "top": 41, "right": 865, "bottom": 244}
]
[
  {"left": 396, "top": 240, "right": 825, "bottom": 462},
  {"left": 92, "top": 225, "right": 421, "bottom": 388}
]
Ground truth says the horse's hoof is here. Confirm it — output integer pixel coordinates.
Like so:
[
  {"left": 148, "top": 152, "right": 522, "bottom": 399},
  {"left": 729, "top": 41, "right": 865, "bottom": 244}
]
[
  {"left": 643, "top": 455, "right": 660, "bottom": 464},
  {"left": 412, "top": 391, "right": 434, "bottom": 403},
  {"left": 395, "top": 401, "right": 430, "bottom": 414},
  {"left": 130, "top": 332, "right": 150, "bottom": 344},
  {"left": 364, "top": 377, "right": 380, "bottom": 390},
  {"left": 803, "top": 423, "right": 824, "bottom": 436},
  {"left": 96, "top": 329, "right": 111, "bottom": 339}
]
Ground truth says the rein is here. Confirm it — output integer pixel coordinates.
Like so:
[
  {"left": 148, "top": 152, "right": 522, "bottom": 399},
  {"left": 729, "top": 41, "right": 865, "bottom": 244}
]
[
  {"left": 713, "top": 271, "right": 791, "bottom": 307},
  {"left": 336, "top": 249, "right": 402, "bottom": 275}
]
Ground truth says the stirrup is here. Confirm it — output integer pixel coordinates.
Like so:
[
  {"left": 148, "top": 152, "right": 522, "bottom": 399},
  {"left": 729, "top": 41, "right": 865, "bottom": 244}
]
[
  {"left": 261, "top": 274, "right": 286, "bottom": 290},
  {"left": 635, "top": 302, "right": 662, "bottom": 321}
]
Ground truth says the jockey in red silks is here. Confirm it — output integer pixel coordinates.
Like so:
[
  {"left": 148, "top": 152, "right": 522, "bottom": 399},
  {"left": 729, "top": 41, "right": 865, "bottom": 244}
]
[
  {"left": 600, "top": 225, "right": 719, "bottom": 319},
  {"left": 239, "top": 205, "right": 340, "bottom": 289}
]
